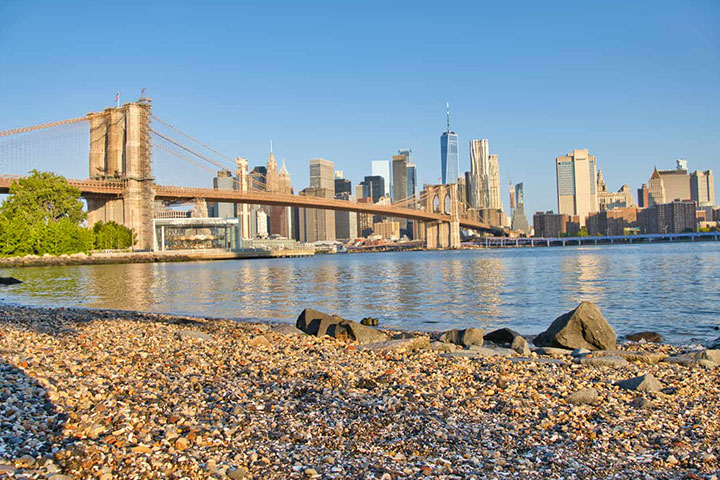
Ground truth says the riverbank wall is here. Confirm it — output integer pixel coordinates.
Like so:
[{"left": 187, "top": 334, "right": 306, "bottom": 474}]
[{"left": 0, "top": 248, "right": 315, "bottom": 268}]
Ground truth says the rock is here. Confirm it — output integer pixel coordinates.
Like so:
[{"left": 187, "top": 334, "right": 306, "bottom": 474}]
[
  {"left": 510, "top": 357, "right": 569, "bottom": 366},
  {"left": 708, "top": 336, "right": 720, "bottom": 349},
  {"left": 360, "top": 317, "right": 378, "bottom": 326},
  {"left": 439, "top": 328, "right": 484, "bottom": 347},
  {"left": 295, "top": 308, "right": 389, "bottom": 344},
  {"left": 442, "top": 346, "right": 513, "bottom": 358},
  {"left": 360, "top": 336, "right": 430, "bottom": 353},
  {"left": 271, "top": 324, "right": 306, "bottom": 335},
  {"left": 483, "top": 328, "right": 521, "bottom": 345},
  {"left": 566, "top": 388, "right": 598, "bottom": 405},
  {"left": 0, "top": 465, "right": 17, "bottom": 475},
  {"left": 579, "top": 355, "right": 629, "bottom": 367},
  {"left": 227, "top": 467, "right": 249, "bottom": 479},
  {"left": 511, "top": 336, "right": 530, "bottom": 356},
  {"left": 534, "top": 302, "right": 616, "bottom": 351},
  {"left": 615, "top": 373, "right": 664, "bottom": 392},
  {"left": 534, "top": 347, "right": 574, "bottom": 357},
  {"left": 15, "top": 455, "right": 37, "bottom": 468},
  {"left": 248, "top": 335, "right": 271, "bottom": 347},
  {"left": 176, "top": 329, "right": 213, "bottom": 342},
  {"left": 571, "top": 348, "right": 591, "bottom": 357},
  {"left": 664, "top": 349, "right": 720, "bottom": 367},
  {"left": 175, "top": 436, "right": 190, "bottom": 451},
  {"left": 0, "top": 277, "right": 22, "bottom": 285},
  {"left": 304, "top": 468, "right": 318, "bottom": 477},
  {"left": 591, "top": 350, "right": 667, "bottom": 364},
  {"left": 696, "top": 349, "right": 720, "bottom": 363},
  {"left": 429, "top": 341, "right": 457, "bottom": 352},
  {"left": 626, "top": 331, "right": 664, "bottom": 343},
  {"left": 48, "top": 476, "right": 73, "bottom": 480},
  {"left": 630, "top": 397, "right": 653, "bottom": 409}
]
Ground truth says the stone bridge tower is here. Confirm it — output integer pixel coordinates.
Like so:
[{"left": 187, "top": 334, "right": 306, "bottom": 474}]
[
  {"left": 86, "top": 101, "right": 155, "bottom": 250},
  {"left": 422, "top": 184, "right": 461, "bottom": 249}
]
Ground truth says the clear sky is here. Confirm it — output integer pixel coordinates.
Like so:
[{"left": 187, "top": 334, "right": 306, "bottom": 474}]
[{"left": 1, "top": 0, "right": 718, "bottom": 216}]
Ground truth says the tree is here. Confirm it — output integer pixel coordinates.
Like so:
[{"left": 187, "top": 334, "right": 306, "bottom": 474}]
[
  {"left": 0, "top": 170, "right": 93, "bottom": 256},
  {"left": 1, "top": 170, "right": 86, "bottom": 225},
  {"left": 93, "top": 221, "right": 135, "bottom": 250}
]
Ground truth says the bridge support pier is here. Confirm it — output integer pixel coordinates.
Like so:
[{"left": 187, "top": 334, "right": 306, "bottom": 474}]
[
  {"left": 85, "top": 102, "right": 155, "bottom": 250},
  {"left": 426, "top": 222, "right": 438, "bottom": 249}
]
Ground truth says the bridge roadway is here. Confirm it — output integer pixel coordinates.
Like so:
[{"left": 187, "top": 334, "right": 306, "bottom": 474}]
[{"left": 0, "top": 177, "right": 502, "bottom": 234}]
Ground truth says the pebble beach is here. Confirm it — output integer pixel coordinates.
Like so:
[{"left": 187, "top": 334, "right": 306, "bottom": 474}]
[{"left": 1, "top": 305, "right": 719, "bottom": 479}]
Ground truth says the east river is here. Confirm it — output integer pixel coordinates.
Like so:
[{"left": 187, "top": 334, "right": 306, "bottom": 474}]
[{"left": 1, "top": 242, "right": 718, "bottom": 344}]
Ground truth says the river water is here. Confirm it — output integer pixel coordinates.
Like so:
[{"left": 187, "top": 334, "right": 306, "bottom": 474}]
[{"left": 1, "top": 242, "right": 718, "bottom": 344}]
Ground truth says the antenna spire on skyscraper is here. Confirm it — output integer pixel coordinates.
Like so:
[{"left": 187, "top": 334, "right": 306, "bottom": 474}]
[{"left": 270, "top": 140, "right": 273, "bottom": 153}]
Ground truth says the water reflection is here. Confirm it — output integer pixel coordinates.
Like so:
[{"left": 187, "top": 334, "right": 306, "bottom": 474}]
[{"left": 1, "top": 243, "right": 719, "bottom": 343}]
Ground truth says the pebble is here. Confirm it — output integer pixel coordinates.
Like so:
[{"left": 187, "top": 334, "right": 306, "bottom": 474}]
[{"left": 1, "top": 305, "right": 718, "bottom": 479}]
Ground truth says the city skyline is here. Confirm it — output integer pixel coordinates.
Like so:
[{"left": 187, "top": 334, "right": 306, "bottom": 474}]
[{"left": 0, "top": 1, "right": 718, "bottom": 217}]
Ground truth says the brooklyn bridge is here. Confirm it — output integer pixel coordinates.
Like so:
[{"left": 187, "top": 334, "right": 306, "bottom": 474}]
[{"left": 0, "top": 99, "right": 507, "bottom": 251}]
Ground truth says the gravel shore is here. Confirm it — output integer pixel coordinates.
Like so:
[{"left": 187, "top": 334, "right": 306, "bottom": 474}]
[{"left": 1, "top": 306, "right": 718, "bottom": 479}]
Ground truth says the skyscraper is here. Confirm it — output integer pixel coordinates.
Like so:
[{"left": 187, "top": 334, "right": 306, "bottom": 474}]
[
  {"left": 469, "top": 139, "right": 501, "bottom": 209},
  {"left": 310, "top": 158, "right": 334, "bottom": 190},
  {"left": 406, "top": 160, "right": 417, "bottom": 200},
  {"left": 371, "top": 160, "right": 390, "bottom": 197},
  {"left": 440, "top": 102, "right": 459, "bottom": 184},
  {"left": 556, "top": 149, "right": 599, "bottom": 226},
  {"left": 690, "top": 169, "right": 715, "bottom": 207},
  {"left": 299, "top": 158, "right": 335, "bottom": 242},
  {"left": 511, "top": 182, "right": 529, "bottom": 234},
  {"left": 392, "top": 151, "right": 409, "bottom": 202}
]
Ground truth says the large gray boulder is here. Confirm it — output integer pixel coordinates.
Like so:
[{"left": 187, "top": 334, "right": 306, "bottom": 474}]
[
  {"left": 534, "top": 302, "right": 616, "bottom": 351},
  {"left": 296, "top": 308, "right": 389, "bottom": 344},
  {"left": 439, "top": 328, "right": 484, "bottom": 347},
  {"left": 484, "top": 328, "right": 521, "bottom": 345}
]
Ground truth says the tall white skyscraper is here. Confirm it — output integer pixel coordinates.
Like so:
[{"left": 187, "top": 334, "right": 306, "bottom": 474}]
[
  {"left": 556, "top": 149, "right": 598, "bottom": 226},
  {"left": 469, "top": 139, "right": 501, "bottom": 210},
  {"left": 371, "top": 160, "right": 391, "bottom": 197}
]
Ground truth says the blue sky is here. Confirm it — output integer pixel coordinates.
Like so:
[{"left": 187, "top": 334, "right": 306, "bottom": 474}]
[{"left": 1, "top": 0, "right": 718, "bottom": 216}]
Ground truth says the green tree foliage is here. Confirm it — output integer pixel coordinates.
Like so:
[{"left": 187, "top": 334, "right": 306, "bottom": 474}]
[
  {"left": 93, "top": 221, "right": 135, "bottom": 250},
  {"left": 0, "top": 170, "right": 96, "bottom": 256}
]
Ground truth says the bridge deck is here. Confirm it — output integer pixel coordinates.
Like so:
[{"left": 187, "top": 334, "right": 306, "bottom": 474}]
[{"left": 0, "top": 177, "right": 500, "bottom": 233}]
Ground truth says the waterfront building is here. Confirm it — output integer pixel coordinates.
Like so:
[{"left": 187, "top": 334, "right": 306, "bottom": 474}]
[
  {"left": 256, "top": 210, "right": 268, "bottom": 237},
  {"left": 691, "top": 170, "right": 715, "bottom": 207},
  {"left": 440, "top": 103, "right": 459, "bottom": 184},
  {"left": 638, "top": 200, "right": 697, "bottom": 234},
  {"left": 373, "top": 220, "right": 400, "bottom": 240},
  {"left": 586, "top": 207, "right": 638, "bottom": 236},
  {"left": 533, "top": 211, "right": 580, "bottom": 237},
  {"left": 637, "top": 183, "right": 649, "bottom": 208},
  {"left": 511, "top": 182, "right": 530, "bottom": 234},
  {"left": 371, "top": 160, "right": 390, "bottom": 197},
  {"left": 556, "top": 149, "right": 598, "bottom": 226}
]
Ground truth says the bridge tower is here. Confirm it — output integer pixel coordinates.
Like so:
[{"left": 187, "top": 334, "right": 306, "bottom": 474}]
[
  {"left": 422, "top": 184, "right": 461, "bottom": 249},
  {"left": 86, "top": 101, "right": 155, "bottom": 250}
]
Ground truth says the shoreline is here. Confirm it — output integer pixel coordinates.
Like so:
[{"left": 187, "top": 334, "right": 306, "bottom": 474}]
[{"left": 1, "top": 304, "right": 718, "bottom": 479}]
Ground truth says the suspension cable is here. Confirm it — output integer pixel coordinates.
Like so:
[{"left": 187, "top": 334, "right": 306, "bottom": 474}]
[
  {"left": 149, "top": 128, "right": 233, "bottom": 173},
  {"left": 151, "top": 114, "right": 235, "bottom": 163},
  {"left": 0, "top": 116, "right": 88, "bottom": 138}
]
